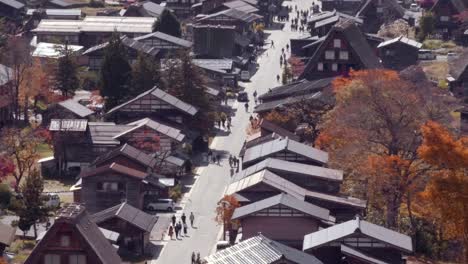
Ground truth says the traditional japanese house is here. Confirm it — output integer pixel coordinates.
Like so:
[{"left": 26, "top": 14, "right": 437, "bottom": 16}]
[
  {"left": 377, "top": 36, "right": 422, "bottom": 70},
  {"left": 0, "top": 64, "right": 13, "bottom": 128},
  {"left": 308, "top": 11, "right": 363, "bottom": 37},
  {"left": 120, "top": 2, "right": 165, "bottom": 17},
  {"left": 256, "top": 119, "right": 300, "bottom": 140},
  {"left": 197, "top": 8, "right": 263, "bottom": 35},
  {"left": 0, "top": 0, "right": 25, "bottom": 20},
  {"left": 134, "top": 31, "right": 192, "bottom": 57},
  {"left": 80, "top": 162, "right": 169, "bottom": 213},
  {"left": 232, "top": 193, "right": 334, "bottom": 248},
  {"left": 193, "top": 58, "right": 239, "bottom": 86},
  {"left": 241, "top": 137, "right": 329, "bottom": 168},
  {"left": 105, "top": 87, "right": 199, "bottom": 126},
  {"left": 290, "top": 35, "right": 320, "bottom": 58},
  {"left": 91, "top": 203, "right": 158, "bottom": 255},
  {"left": 232, "top": 158, "right": 343, "bottom": 193},
  {"left": 165, "top": 0, "right": 195, "bottom": 18},
  {"left": 258, "top": 78, "right": 333, "bottom": 102},
  {"left": 192, "top": 24, "right": 237, "bottom": 58},
  {"left": 447, "top": 50, "right": 468, "bottom": 99},
  {"left": 44, "top": 99, "right": 95, "bottom": 125},
  {"left": 24, "top": 204, "right": 121, "bottom": 264},
  {"left": 26, "top": 9, "right": 82, "bottom": 20},
  {"left": 356, "top": 0, "right": 405, "bottom": 33},
  {"left": 205, "top": 234, "right": 324, "bottom": 264},
  {"left": 209, "top": 0, "right": 259, "bottom": 14},
  {"left": 320, "top": 0, "right": 363, "bottom": 14},
  {"left": 303, "top": 217, "right": 413, "bottom": 264},
  {"left": 299, "top": 19, "right": 382, "bottom": 81},
  {"left": 82, "top": 35, "right": 159, "bottom": 71},
  {"left": 32, "top": 16, "right": 157, "bottom": 48},
  {"left": 430, "top": 0, "right": 466, "bottom": 38},
  {"left": 0, "top": 223, "right": 15, "bottom": 255}
]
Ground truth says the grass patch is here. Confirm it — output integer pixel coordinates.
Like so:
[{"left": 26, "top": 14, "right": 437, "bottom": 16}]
[
  {"left": 421, "top": 61, "right": 448, "bottom": 81},
  {"left": 36, "top": 143, "right": 53, "bottom": 158}
]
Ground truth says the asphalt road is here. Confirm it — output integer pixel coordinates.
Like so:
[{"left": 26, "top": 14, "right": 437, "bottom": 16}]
[{"left": 151, "top": 1, "right": 316, "bottom": 262}]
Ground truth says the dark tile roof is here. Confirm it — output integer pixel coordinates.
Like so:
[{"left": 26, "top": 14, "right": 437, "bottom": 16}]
[
  {"left": 199, "top": 8, "right": 262, "bottom": 23},
  {"left": 58, "top": 99, "right": 94, "bottom": 117},
  {"left": 258, "top": 78, "right": 333, "bottom": 102},
  {"left": 119, "top": 117, "right": 186, "bottom": 142},
  {"left": 88, "top": 122, "right": 133, "bottom": 145},
  {"left": 258, "top": 119, "right": 299, "bottom": 141},
  {"left": 223, "top": 0, "right": 259, "bottom": 13},
  {"left": 305, "top": 189, "right": 366, "bottom": 209},
  {"left": 232, "top": 193, "right": 332, "bottom": 221},
  {"left": 79, "top": 162, "right": 148, "bottom": 179},
  {"left": 25, "top": 204, "right": 121, "bottom": 264},
  {"left": 134, "top": 31, "right": 193, "bottom": 48},
  {"left": 314, "top": 12, "right": 362, "bottom": 29},
  {"left": 91, "top": 202, "right": 158, "bottom": 233},
  {"left": 83, "top": 35, "right": 159, "bottom": 56},
  {"left": 92, "top": 143, "right": 158, "bottom": 168},
  {"left": 232, "top": 157, "right": 343, "bottom": 182},
  {"left": 357, "top": 0, "right": 405, "bottom": 18},
  {"left": 0, "top": 0, "right": 24, "bottom": 9},
  {"left": 449, "top": 50, "right": 468, "bottom": 81},
  {"left": 300, "top": 19, "right": 382, "bottom": 79},
  {"left": 141, "top": 1, "right": 165, "bottom": 16},
  {"left": 0, "top": 222, "right": 16, "bottom": 246},
  {"left": 340, "top": 244, "right": 390, "bottom": 264},
  {"left": 308, "top": 10, "right": 337, "bottom": 24},
  {"left": 242, "top": 136, "right": 329, "bottom": 166},
  {"left": 431, "top": 0, "right": 466, "bottom": 13},
  {"left": 205, "top": 234, "right": 324, "bottom": 264},
  {"left": 254, "top": 91, "right": 329, "bottom": 113},
  {"left": 106, "top": 87, "right": 198, "bottom": 116},
  {"left": 303, "top": 217, "right": 413, "bottom": 253}
]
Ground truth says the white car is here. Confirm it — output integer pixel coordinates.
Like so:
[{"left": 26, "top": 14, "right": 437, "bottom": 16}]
[
  {"left": 447, "top": 52, "right": 458, "bottom": 60},
  {"left": 43, "top": 193, "right": 60, "bottom": 208},
  {"left": 418, "top": 49, "right": 436, "bottom": 60},
  {"left": 146, "top": 199, "right": 175, "bottom": 212},
  {"left": 410, "top": 3, "right": 419, "bottom": 12}
]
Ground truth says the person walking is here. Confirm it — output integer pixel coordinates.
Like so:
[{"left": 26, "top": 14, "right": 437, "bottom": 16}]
[
  {"left": 244, "top": 102, "right": 249, "bottom": 112},
  {"left": 192, "top": 252, "right": 196, "bottom": 264},
  {"left": 168, "top": 225, "right": 174, "bottom": 240},
  {"left": 176, "top": 222, "right": 182, "bottom": 238},
  {"left": 181, "top": 213, "right": 187, "bottom": 225},
  {"left": 183, "top": 222, "right": 188, "bottom": 236},
  {"left": 196, "top": 252, "right": 201, "bottom": 264},
  {"left": 216, "top": 153, "right": 221, "bottom": 165},
  {"left": 227, "top": 122, "right": 231, "bottom": 132},
  {"left": 171, "top": 215, "right": 176, "bottom": 226},
  {"left": 253, "top": 90, "right": 257, "bottom": 98},
  {"left": 190, "top": 212, "right": 195, "bottom": 227},
  {"left": 271, "top": 40, "right": 275, "bottom": 48},
  {"left": 229, "top": 155, "right": 233, "bottom": 167},
  {"left": 276, "top": 74, "right": 280, "bottom": 82},
  {"left": 207, "top": 149, "right": 212, "bottom": 162}
]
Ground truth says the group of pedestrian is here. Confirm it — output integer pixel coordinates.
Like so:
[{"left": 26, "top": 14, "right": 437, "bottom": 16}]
[
  {"left": 168, "top": 212, "right": 195, "bottom": 240},
  {"left": 228, "top": 155, "right": 240, "bottom": 176},
  {"left": 191, "top": 252, "right": 202, "bottom": 264},
  {"left": 207, "top": 149, "right": 222, "bottom": 164}
]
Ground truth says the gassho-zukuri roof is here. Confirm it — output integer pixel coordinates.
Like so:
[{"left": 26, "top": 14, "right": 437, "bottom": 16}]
[
  {"left": 91, "top": 202, "right": 158, "bottom": 233},
  {"left": 106, "top": 87, "right": 198, "bottom": 116},
  {"left": 24, "top": 204, "right": 121, "bottom": 264},
  {"left": 82, "top": 35, "right": 159, "bottom": 56},
  {"left": 134, "top": 31, "right": 193, "bottom": 48},
  {"left": 56, "top": 99, "right": 94, "bottom": 117},
  {"left": 205, "top": 234, "right": 323, "bottom": 264},
  {"left": 232, "top": 157, "right": 343, "bottom": 182},
  {"left": 79, "top": 162, "right": 148, "bottom": 179},
  {"left": 377, "top": 35, "right": 422, "bottom": 49},
  {"left": 117, "top": 117, "right": 186, "bottom": 142},
  {"left": 198, "top": 8, "right": 262, "bottom": 23},
  {"left": 242, "top": 137, "right": 329, "bottom": 166},
  {"left": 303, "top": 217, "right": 413, "bottom": 253},
  {"left": 232, "top": 193, "right": 334, "bottom": 223}
]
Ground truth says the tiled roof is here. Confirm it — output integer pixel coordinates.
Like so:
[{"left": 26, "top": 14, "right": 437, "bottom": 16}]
[
  {"left": 0, "top": 0, "right": 24, "bottom": 9},
  {"left": 377, "top": 36, "right": 422, "bottom": 49},
  {"left": 305, "top": 189, "right": 366, "bottom": 209},
  {"left": 357, "top": 0, "right": 405, "bottom": 18},
  {"left": 91, "top": 202, "right": 158, "bottom": 233},
  {"left": 26, "top": 8, "right": 81, "bottom": 16},
  {"left": 242, "top": 137, "right": 329, "bottom": 166},
  {"left": 199, "top": 8, "right": 262, "bottom": 23},
  {"left": 79, "top": 162, "right": 148, "bottom": 179},
  {"left": 223, "top": 0, "right": 259, "bottom": 13},
  {"left": 58, "top": 99, "right": 94, "bottom": 117},
  {"left": 134, "top": 31, "right": 193, "bottom": 48},
  {"left": 118, "top": 117, "right": 186, "bottom": 142},
  {"left": 258, "top": 77, "right": 333, "bottom": 101},
  {"left": 258, "top": 119, "right": 299, "bottom": 141},
  {"left": 232, "top": 193, "right": 332, "bottom": 221},
  {"left": 254, "top": 91, "right": 326, "bottom": 113},
  {"left": 83, "top": 35, "right": 159, "bottom": 56},
  {"left": 340, "top": 244, "right": 390, "bottom": 264},
  {"left": 92, "top": 143, "right": 158, "bottom": 168},
  {"left": 205, "top": 234, "right": 323, "bottom": 264},
  {"left": 88, "top": 122, "right": 133, "bottom": 145},
  {"left": 303, "top": 217, "right": 413, "bottom": 253}
]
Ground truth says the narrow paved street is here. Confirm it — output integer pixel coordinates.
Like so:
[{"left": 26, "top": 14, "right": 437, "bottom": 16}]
[{"left": 151, "top": 0, "right": 315, "bottom": 262}]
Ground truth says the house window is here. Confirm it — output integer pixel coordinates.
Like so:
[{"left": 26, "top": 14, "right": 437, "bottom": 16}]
[
  {"left": 325, "top": 50, "right": 335, "bottom": 60},
  {"left": 317, "top": 62, "right": 324, "bottom": 71},
  {"left": 440, "top": 16, "right": 449, "bottom": 22},
  {"left": 97, "top": 182, "right": 123, "bottom": 191},
  {"left": 60, "top": 235, "right": 70, "bottom": 247},
  {"left": 45, "top": 254, "right": 61, "bottom": 264},
  {"left": 339, "top": 51, "right": 349, "bottom": 60},
  {"left": 69, "top": 254, "right": 86, "bottom": 264},
  {"left": 376, "top": 7, "right": 383, "bottom": 13},
  {"left": 333, "top": 39, "right": 341, "bottom": 48},
  {"left": 385, "top": 50, "right": 396, "bottom": 56},
  {"left": 332, "top": 63, "right": 338, "bottom": 71}
]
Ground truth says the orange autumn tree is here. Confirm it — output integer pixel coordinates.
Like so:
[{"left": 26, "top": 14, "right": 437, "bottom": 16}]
[
  {"left": 317, "top": 69, "right": 451, "bottom": 229},
  {"left": 417, "top": 121, "right": 468, "bottom": 261},
  {"left": 215, "top": 195, "right": 240, "bottom": 240}
]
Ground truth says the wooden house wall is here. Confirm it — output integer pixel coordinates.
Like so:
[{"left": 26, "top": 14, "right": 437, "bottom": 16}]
[
  {"left": 28, "top": 224, "right": 103, "bottom": 264},
  {"left": 193, "top": 26, "right": 235, "bottom": 58},
  {"left": 95, "top": 217, "right": 147, "bottom": 254},
  {"left": 432, "top": 0, "right": 460, "bottom": 31},
  {"left": 379, "top": 43, "right": 418, "bottom": 70},
  {"left": 81, "top": 173, "right": 143, "bottom": 213},
  {"left": 272, "top": 171, "right": 340, "bottom": 194}
]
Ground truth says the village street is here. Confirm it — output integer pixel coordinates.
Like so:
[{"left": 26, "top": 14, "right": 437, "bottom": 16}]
[{"left": 150, "top": 0, "right": 316, "bottom": 262}]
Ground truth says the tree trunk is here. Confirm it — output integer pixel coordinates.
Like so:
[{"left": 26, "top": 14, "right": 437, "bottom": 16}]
[
  {"left": 386, "top": 193, "right": 402, "bottom": 229},
  {"left": 33, "top": 222, "right": 37, "bottom": 238},
  {"left": 406, "top": 191, "right": 418, "bottom": 250}
]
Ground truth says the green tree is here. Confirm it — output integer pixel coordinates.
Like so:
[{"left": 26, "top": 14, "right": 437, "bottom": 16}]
[
  {"left": 100, "top": 34, "right": 132, "bottom": 110},
  {"left": 55, "top": 43, "right": 80, "bottom": 97},
  {"left": 18, "top": 169, "right": 48, "bottom": 238},
  {"left": 130, "top": 53, "right": 162, "bottom": 96},
  {"left": 418, "top": 12, "right": 435, "bottom": 41},
  {"left": 152, "top": 9, "right": 182, "bottom": 37}
]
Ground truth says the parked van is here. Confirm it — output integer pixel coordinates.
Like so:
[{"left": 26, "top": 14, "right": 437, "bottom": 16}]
[
  {"left": 42, "top": 193, "right": 60, "bottom": 208},
  {"left": 418, "top": 49, "right": 436, "bottom": 60},
  {"left": 146, "top": 198, "right": 175, "bottom": 212}
]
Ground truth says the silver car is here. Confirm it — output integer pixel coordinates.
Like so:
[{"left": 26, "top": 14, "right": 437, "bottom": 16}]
[{"left": 146, "top": 199, "right": 175, "bottom": 212}]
